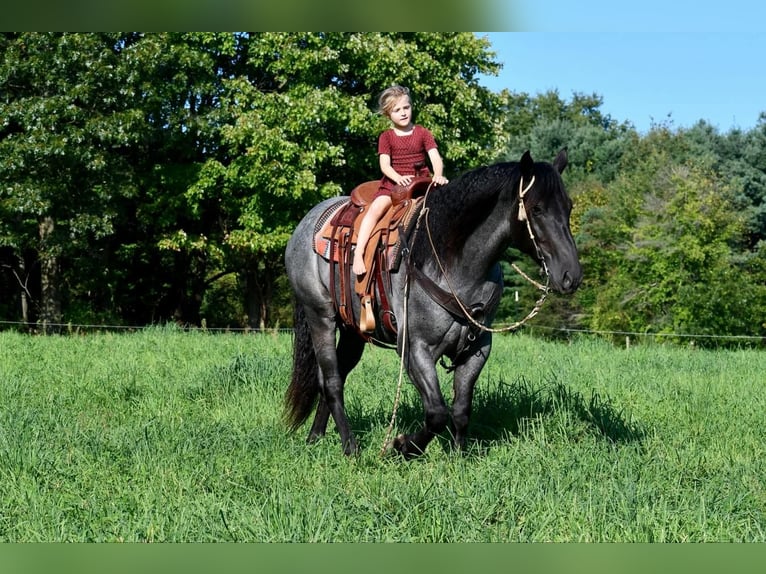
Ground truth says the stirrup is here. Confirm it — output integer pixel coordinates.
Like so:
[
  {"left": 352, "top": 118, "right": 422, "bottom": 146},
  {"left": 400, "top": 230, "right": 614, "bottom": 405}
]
[{"left": 360, "top": 295, "right": 376, "bottom": 333}]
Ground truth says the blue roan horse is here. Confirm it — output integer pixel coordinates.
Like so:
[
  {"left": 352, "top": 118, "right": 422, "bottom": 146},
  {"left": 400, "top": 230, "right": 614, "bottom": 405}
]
[{"left": 284, "top": 149, "right": 582, "bottom": 458}]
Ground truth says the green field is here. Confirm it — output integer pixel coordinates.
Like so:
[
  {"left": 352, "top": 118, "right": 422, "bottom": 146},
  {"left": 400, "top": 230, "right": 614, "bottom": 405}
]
[{"left": 0, "top": 327, "right": 764, "bottom": 542}]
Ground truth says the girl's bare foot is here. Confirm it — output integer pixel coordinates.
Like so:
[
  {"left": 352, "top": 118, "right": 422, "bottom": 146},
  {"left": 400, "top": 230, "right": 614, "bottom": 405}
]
[{"left": 352, "top": 257, "right": 366, "bottom": 276}]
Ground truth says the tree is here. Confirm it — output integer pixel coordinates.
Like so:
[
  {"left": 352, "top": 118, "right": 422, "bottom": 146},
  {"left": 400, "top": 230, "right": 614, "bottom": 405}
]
[
  {"left": 580, "top": 127, "right": 766, "bottom": 344},
  {"left": 492, "top": 90, "right": 636, "bottom": 332},
  {"left": 1, "top": 32, "right": 507, "bottom": 329},
  {"left": 499, "top": 89, "right": 633, "bottom": 180},
  {"left": 684, "top": 116, "right": 766, "bottom": 249},
  {"left": 188, "top": 32, "right": 506, "bottom": 328},
  {"left": 108, "top": 33, "right": 242, "bottom": 326},
  {"left": 0, "top": 33, "right": 144, "bottom": 330}
]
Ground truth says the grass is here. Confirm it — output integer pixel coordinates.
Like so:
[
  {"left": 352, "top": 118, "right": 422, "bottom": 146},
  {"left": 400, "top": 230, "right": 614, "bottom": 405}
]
[{"left": 0, "top": 326, "right": 765, "bottom": 541}]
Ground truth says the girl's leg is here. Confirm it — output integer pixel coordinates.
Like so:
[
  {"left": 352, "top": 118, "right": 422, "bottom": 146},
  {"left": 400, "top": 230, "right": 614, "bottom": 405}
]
[{"left": 352, "top": 195, "right": 391, "bottom": 275}]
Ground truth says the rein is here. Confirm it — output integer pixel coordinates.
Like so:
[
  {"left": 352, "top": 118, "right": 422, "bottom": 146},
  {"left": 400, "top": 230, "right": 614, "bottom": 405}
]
[{"left": 421, "top": 174, "right": 550, "bottom": 334}]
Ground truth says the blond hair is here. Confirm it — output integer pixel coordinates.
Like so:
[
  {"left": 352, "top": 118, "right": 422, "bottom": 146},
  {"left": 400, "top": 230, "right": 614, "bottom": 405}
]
[{"left": 377, "top": 85, "right": 411, "bottom": 116}]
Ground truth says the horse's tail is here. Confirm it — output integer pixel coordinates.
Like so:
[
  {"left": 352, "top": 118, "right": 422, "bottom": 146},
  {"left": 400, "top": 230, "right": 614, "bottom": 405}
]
[{"left": 284, "top": 302, "right": 320, "bottom": 431}]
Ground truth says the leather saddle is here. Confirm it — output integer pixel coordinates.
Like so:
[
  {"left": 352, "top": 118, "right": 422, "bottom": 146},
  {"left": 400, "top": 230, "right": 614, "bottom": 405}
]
[{"left": 313, "top": 177, "right": 432, "bottom": 336}]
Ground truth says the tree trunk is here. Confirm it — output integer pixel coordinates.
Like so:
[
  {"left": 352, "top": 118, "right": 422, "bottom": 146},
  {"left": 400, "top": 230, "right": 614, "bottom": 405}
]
[
  {"left": 243, "top": 266, "right": 271, "bottom": 330},
  {"left": 39, "top": 216, "right": 61, "bottom": 334},
  {"left": 170, "top": 251, "right": 205, "bottom": 327},
  {"left": 17, "top": 254, "right": 30, "bottom": 327}
]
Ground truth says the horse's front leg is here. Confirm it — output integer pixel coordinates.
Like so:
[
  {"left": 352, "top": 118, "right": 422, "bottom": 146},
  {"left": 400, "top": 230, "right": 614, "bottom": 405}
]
[
  {"left": 451, "top": 333, "right": 492, "bottom": 452},
  {"left": 392, "top": 342, "right": 449, "bottom": 459}
]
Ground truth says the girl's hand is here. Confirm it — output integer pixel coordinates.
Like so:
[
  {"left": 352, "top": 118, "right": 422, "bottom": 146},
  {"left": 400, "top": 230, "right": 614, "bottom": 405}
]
[
  {"left": 432, "top": 175, "right": 449, "bottom": 186},
  {"left": 396, "top": 175, "right": 413, "bottom": 186}
]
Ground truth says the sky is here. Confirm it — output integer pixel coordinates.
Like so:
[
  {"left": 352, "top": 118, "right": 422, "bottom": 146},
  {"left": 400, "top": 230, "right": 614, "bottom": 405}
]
[{"left": 476, "top": 2, "right": 766, "bottom": 133}]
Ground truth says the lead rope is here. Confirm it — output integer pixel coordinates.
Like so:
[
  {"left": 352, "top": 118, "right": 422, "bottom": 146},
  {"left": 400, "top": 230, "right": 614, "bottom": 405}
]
[
  {"left": 380, "top": 177, "right": 546, "bottom": 456},
  {"left": 380, "top": 268, "right": 410, "bottom": 457},
  {"left": 380, "top": 184, "right": 434, "bottom": 457}
]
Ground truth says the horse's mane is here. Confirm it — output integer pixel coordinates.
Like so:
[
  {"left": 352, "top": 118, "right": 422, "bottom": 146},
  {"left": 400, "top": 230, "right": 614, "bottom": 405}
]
[
  {"left": 409, "top": 162, "right": 515, "bottom": 267},
  {"left": 409, "top": 160, "right": 563, "bottom": 268}
]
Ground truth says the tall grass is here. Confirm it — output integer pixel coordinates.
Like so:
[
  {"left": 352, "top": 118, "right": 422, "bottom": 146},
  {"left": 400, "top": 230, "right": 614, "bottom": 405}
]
[{"left": 0, "top": 326, "right": 764, "bottom": 541}]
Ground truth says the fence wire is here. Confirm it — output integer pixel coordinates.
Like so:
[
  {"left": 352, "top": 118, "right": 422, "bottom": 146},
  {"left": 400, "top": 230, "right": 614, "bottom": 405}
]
[{"left": 0, "top": 319, "right": 763, "bottom": 344}]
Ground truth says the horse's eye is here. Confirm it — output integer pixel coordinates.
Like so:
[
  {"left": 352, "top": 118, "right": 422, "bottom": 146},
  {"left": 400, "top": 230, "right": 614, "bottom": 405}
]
[{"left": 531, "top": 204, "right": 544, "bottom": 216}]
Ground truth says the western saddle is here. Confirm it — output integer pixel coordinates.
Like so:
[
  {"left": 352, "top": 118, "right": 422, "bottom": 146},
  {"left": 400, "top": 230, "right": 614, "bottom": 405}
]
[{"left": 313, "top": 177, "right": 433, "bottom": 338}]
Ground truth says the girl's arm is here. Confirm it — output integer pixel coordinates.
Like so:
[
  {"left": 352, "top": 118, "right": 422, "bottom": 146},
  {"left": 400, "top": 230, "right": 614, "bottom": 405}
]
[
  {"left": 380, "top": 153, "right": 412, "bottom": 186},
  {"left": 428, "top": 148, "right": 448, "bottom": 185}
]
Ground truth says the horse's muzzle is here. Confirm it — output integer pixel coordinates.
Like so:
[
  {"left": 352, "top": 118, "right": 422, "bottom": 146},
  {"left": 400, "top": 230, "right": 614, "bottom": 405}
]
[{"left": 556, "top": 267, "right": 582, "bottom": 294}]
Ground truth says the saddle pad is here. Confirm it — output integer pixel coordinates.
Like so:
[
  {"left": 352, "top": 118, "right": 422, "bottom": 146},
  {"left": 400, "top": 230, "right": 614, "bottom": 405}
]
[{"left": 312, "top": 197, "right": 348, "bottom": 260}]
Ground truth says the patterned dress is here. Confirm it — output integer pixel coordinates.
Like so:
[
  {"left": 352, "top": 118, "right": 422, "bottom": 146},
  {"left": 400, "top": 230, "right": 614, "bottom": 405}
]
[{"left": 376, "top": 125, "right": 437, "bottom": 197}]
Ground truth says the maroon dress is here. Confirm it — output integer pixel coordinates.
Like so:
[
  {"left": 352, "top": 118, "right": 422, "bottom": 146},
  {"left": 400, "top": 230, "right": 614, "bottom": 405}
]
[{"left": 376, "top": 125, "right": 437, "bottom": 197}]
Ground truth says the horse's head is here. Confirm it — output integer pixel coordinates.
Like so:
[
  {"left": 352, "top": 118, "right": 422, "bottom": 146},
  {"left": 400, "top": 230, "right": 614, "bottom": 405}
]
[{"left": 515, "top": 149, "right": 582, "bottom": 294}]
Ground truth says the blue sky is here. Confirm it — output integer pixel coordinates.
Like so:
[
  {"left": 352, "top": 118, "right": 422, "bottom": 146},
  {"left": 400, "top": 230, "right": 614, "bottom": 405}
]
[{"left": 477, "top": 2, "right": 766, "bottom": 133}]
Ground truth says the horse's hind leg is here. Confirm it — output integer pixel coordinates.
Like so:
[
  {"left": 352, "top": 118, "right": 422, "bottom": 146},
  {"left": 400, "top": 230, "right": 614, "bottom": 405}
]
[
  {"left": 307, "top": 327, "right": 365, "bottom": 443},
  {"left": 305, "top": 311, "right": 363, "bottom": 455},
  {"left": 307, "top": 395, "right": 331, "bottom": 443}
]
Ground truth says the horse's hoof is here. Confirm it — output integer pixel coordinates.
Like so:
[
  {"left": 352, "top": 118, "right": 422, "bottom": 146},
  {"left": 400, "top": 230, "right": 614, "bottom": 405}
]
[
  {"left": 306, "top": 432, "right": 324, "bottom": 444},
  {"left": 390, "top": 434, "right": 422, "bottom": 460},
  {"left": 392, "top": 434, "right": 407, "bottom": 451},
  {"left": 342, "top": 441, "right": 360, "bottom": 457},
  {"left": 380, "top": 434, "right": 406, "bottom": 457}
]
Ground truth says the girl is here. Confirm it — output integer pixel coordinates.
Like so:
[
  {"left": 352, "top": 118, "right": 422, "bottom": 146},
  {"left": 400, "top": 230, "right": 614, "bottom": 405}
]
[{"left": 352, "top": 85, "right": 448, "bottom": 276}]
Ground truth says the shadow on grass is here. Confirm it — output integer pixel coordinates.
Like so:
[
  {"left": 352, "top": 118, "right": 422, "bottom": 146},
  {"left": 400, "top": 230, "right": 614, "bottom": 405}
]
[
  {"left": 472, "top": 375, "right": 644, "bottom": 443},
  {"left": 365, "top": 375, "right": 645, "bottom": 455}
]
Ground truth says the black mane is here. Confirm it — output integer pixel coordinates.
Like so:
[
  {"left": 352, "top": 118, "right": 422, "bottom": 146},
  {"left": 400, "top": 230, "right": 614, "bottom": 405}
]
[
  {"left": 409, "top": 159, "right": 565, "bottom": 268},
  {"left": 410, "top": 162, "right": 516, "bottom": 267}
]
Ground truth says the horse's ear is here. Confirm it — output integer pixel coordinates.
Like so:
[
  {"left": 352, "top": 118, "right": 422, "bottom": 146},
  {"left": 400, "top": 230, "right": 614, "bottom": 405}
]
[
  {"left": 520, "top": 150, "right": 534, "bottom": 178},
  {"left": 553, "top": 147, "right": 568, "bottom": 174}
]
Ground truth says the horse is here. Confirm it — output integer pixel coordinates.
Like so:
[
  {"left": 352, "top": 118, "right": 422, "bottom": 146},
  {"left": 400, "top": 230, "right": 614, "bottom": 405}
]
[{"left": 283, "top": 149, "right": 582, "bottom": 458}]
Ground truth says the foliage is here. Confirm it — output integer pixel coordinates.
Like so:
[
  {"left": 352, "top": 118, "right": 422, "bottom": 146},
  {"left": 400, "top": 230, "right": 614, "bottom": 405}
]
[
  {"left": 0, "top": 32, "right": 504, "bottom": 328},
  {"left": 1, "top": 33, "right": 766, "bottom": 341},
  {"left": 0, "top": 33, "right": 144, "bottom": 326},
  {"left": 572, "top": 126, "right": 766, "bottom": 344}
]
